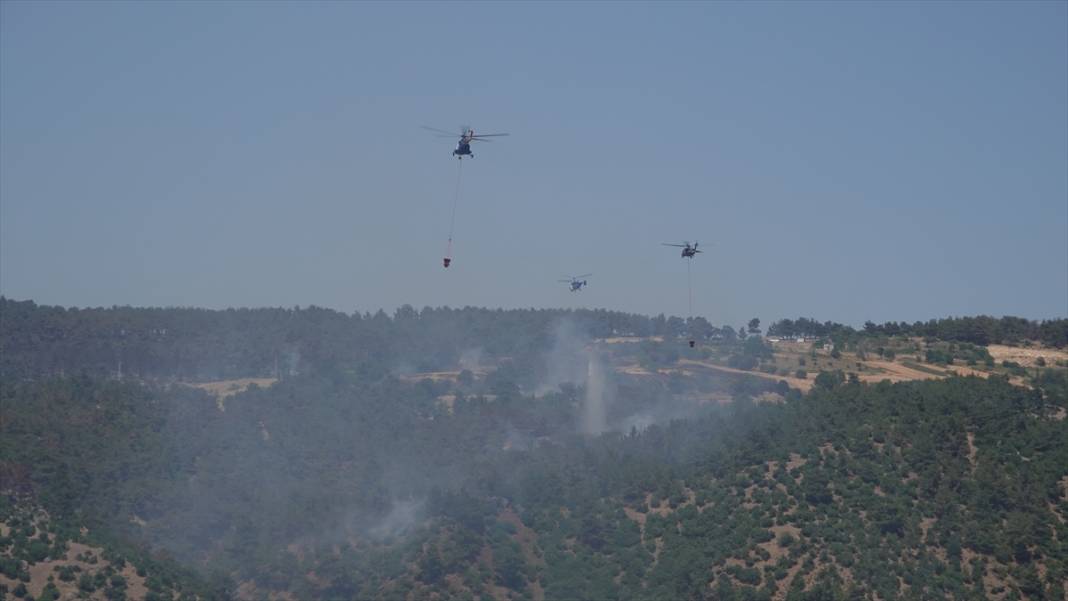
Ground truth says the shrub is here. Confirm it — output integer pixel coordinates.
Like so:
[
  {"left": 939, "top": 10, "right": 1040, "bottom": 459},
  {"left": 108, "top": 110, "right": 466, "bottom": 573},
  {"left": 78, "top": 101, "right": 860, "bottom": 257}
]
[{"left": 727, "top": 354, "right": 757, "bottom": 371}]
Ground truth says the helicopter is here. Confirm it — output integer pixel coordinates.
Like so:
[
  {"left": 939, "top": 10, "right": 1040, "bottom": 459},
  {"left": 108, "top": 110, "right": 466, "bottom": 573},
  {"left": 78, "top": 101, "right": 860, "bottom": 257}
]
[
  {"left": 422, "top": 126, "right": 509, "bottom": 159},
  {"left": 662, "top": 241, "right": 703, "bottom": 258},
  {"left": 559, "top": 274, "right": 592, "bottom": 292}
]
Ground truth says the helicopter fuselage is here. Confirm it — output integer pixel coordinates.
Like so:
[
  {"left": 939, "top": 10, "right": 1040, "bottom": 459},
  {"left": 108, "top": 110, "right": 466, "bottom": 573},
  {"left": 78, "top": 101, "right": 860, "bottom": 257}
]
[{"left": 453, "top": 141, "right": 473, "bottom": 158}]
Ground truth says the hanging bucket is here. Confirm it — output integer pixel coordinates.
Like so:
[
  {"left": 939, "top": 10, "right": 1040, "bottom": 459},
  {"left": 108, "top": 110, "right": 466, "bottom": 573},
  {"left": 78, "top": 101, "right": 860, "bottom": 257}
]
[{"left": 443, "top": 257, "right": 451, "bottom": 268}]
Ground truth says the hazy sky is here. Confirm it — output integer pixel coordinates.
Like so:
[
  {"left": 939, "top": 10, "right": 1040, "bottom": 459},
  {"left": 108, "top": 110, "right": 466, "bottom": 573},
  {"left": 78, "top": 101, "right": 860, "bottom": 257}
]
[{"left": 2, "top": 1, "right": 1065, "bottom": 327}]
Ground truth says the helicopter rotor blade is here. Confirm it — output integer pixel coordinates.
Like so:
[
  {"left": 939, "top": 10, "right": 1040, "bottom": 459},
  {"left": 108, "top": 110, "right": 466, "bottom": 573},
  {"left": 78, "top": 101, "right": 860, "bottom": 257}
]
[
  {"left": 661, "top": 243, "right": 687, "bottom": 247},
  {"left": 471, "top": 133, "right": 509, "bottom": 137},
  {"left": 575, "top": 273, "right": 592, "bottom": 279},
  {"left": 421, "top": 126, "right": 462, "bottom": 136}
]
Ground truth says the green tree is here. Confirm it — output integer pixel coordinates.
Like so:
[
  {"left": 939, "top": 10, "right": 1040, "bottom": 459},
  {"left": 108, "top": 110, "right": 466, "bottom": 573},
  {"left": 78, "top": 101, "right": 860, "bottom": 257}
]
[{"left": 814, "top": 370, "right": 844, "bottom": 390}]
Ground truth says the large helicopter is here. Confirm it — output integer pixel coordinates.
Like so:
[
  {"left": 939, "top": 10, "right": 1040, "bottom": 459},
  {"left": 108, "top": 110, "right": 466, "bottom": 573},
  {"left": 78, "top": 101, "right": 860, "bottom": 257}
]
[
  {"left": 422, "top": 126, "right": 509, "bottom": 159},
  {"left": 559, "top": 274, "right": 592, "bottom": 292},
  {"left": 663, "top": 242, "right": 703, "bottom": 347},
  {"left": 662, "top": 241, "right": 703, "bottom": 258}
]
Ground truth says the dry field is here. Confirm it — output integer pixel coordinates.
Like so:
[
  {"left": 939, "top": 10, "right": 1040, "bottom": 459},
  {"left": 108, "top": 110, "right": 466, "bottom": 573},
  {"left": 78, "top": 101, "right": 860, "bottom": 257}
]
[
  {"left": 187, "top": 377, "right": 278, "bottom": 411},
  {"left": 986, "top": 344, "right": 1068, "bottom": 367},
  {"left": 398, "top": 367, "right": 490, "bottom": 383},
  {"left": 676, "top": 358, "right": 815, "bottom": 393},
  {"left": 615, "top": 337, "right": 1066, "bottom": 396}
]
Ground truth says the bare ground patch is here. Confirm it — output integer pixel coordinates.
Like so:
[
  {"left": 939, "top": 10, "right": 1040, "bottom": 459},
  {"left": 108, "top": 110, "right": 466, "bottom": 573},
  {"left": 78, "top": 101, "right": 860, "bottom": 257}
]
[
  {"left": 987, "top": 344, "right": 1068, "bottom": 368},
  {"left": 677, "top": 359, "right": 813, "bottom": 392},
  {"left": 399, "top": 368, "right": 491, "bottom": 384},
  {"left": 861, "top": 360, "right": 944, "bottom": 383},
  {"left": 188, "top": 377, "right": 278, "bottom": 411},
  {"left": 14, "top": 539, "right": 149, "bottom": 600},
  {"left": 498, "top": 508, "right": 544, "bottom": 568}
]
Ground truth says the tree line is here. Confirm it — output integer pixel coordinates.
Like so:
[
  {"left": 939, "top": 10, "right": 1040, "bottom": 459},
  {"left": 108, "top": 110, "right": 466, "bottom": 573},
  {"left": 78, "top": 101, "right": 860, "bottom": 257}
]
[{"left": 768, "top": 315, "right": 1067, "bottom": 347}]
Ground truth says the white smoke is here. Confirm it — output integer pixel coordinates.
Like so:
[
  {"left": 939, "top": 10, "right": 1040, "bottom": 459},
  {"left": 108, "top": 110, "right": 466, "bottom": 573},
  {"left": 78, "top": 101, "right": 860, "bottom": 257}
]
[
  {"left": 613, "top": 393, "right": 718, "bottom": 436},
  {"left": 618, "top": 412, "right": 656, "bottom": 435},
  {"left": 458, "top": 347, "right": 484, "bottom": 372},
  {"left": 534, "top": 318, "right": 615, "bottom": 436},
  {"left": 582, "top": 351, "right": 608, "bottom": 435},
  {"left": 535, "top": 319, "right": 589, "bottom": 396},
  {"left": 502, "top": 423, "right": 534, "bottom": 451},
  {"left": 285, "top": 348, "right": 301, "bottom": 377},
  {"left": 367, "top": 498, "right": 423, "bottom": 541}
]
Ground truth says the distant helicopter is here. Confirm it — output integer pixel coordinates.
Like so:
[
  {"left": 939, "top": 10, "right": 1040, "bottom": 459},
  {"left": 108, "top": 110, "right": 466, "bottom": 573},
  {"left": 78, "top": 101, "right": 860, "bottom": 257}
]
[
  {"left": 559, "top": 274, "right": 592, "bottom": 292},
  {"left": 662, "top": 241, "right": 703, "bottom": 258},
  {"left": 422, "top": 126, "right": 509, "bottom": 159}
]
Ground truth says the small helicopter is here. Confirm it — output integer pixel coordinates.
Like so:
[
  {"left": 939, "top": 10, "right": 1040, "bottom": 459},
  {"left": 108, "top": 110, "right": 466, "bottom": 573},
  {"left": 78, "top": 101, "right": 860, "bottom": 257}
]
[
  {"left": 662, "top": 241, "right": 703, "bottom": 258},
  {"left": 559, "top": 274, "right": 592, "bottom": 292},
  {"left": 422, "top": 126, "right": 509, "bottom": 159}
]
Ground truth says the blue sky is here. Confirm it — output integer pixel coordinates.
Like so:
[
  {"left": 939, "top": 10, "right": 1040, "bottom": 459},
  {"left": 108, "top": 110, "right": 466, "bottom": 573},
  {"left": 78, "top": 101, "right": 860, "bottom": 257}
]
[{"left": 2, "top": 1, "right": 1065, "bottom": 327}]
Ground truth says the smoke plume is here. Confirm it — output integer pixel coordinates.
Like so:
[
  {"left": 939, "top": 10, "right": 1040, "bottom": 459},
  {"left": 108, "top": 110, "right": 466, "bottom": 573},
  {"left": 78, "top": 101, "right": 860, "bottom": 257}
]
[{"left": 582, "top": 350, "right": 609, "bottom": 435}]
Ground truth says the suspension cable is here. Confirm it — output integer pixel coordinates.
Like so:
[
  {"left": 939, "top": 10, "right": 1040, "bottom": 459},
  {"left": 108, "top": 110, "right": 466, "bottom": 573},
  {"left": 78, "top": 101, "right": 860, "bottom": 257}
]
[
  {"left": 687, "top": 258, "right": 695, "bottom": 347},
  {"left": 444, "top": 159, "right": 463, "bottom": 264},
  {"left": 687, "top": 258, "right": 693, "bottom": 320}
]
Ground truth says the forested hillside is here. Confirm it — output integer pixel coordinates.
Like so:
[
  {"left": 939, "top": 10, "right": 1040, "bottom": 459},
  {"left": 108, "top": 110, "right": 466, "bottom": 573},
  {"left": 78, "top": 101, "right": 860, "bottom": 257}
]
[
  {"left": 1, "top": 300, "right": 1066, "bottom": 600},
  {"left": 0, "top": 298, "right": 712, "bottom": 382},
  {"left": 767, "top": 316, "right": 1067, "bottom": 348},
  {"left": 6, "top": 298, "right": 1063, "bottom": 382}
]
